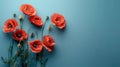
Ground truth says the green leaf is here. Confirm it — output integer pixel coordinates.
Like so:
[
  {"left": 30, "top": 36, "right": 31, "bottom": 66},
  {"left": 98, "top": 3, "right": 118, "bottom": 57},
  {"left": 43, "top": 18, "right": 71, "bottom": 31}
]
[{"left": 1, "top": 57, "right": 8, "bottom": 64}]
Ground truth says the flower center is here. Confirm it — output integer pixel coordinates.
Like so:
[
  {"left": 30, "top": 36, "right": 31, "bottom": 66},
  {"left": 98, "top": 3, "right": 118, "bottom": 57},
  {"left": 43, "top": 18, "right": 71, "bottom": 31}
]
[
  {"left": 8, "top": 24, "right": 12, "bottom": 28},
  {"left": 33, "top": 43, "right": 37, "bottom": 48},
  {"left": 55, "top": 17, "right": 60, "bottom": 22},
  {"left": 25, "top": 6, "right": 29, "bottom": 11},
  {"left": 35, "top": 17, "right": 39, "bottom": 20},
  {"left": 16, "top": 34, "right": 22, "bottom": 38}
]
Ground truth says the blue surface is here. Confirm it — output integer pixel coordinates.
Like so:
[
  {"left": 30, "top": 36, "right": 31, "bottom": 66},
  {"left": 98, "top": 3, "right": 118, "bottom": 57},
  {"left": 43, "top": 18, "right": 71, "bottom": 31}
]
[{"left": 0, "top": 0, "right": 120, "bottom": 67}]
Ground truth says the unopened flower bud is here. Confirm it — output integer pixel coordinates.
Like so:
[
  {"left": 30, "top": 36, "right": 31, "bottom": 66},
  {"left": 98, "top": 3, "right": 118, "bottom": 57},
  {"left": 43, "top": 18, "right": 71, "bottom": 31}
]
[
  {"left": 13, "top": 13, "right": 16, "bottom": 17},
  {"left": 30, "top": 32, "right": 34, "bottom": 38},
  {"left": 19, "top": 15, "right": 23, "bottom": 21},
  {"left": 17, "top": 43, "right": 21, "bottom": 48},
  {"left": 48, "top": 25, "right": 51, "bottom": 31},
  {"left": 46, "top": 16, "right": 49, "bottom": 20}
]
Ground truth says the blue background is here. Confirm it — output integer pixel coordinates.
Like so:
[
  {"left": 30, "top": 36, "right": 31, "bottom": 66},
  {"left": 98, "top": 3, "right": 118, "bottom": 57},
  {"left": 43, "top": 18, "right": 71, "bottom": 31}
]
[{"left": 0, "top": 0, "right": 120, "bottom": 67}]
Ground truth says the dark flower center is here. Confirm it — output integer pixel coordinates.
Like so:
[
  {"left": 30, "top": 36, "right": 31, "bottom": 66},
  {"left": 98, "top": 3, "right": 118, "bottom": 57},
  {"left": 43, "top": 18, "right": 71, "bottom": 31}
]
[
  {"left": 49, "top": 39, "right": 52, "bottom": 43},
  {"left": 55, "top": 17, "right": 60, "bottom": 22},
  {"left": 33, "top": 43, "right": 37, "bottom": 48},
  {"left": 35, "top": 17, "right": 39, "bottom": 20},
  {"left": 16, "top": 34, "right": 22, "bottom": 38},
  {"left": 8, "top": 24, "right": 12, "bottom": 28}
]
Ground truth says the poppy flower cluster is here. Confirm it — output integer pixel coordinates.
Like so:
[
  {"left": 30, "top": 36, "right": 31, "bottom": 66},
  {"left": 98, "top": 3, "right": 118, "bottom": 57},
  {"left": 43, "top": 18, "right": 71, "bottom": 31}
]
[
  {"left": 28, "top": 35, "right": 55, "bottom": 53},
  {"left": 2, "top": 3, "right": 66, "bottom": 67},
  {"left": 2, "top": 4, "right": 66, "bottom": 53},
  {"left": 20, "top": 4, "right": 66, "bottom": 29},
  {"left": 20, "top": 4, "right": 43, "bottom": 27},
  {"left": 2, "top": 19, "right": 27, "bottom": 41},
  {"left": 19, "top": 4, "right": 66, "bottom": 53}
]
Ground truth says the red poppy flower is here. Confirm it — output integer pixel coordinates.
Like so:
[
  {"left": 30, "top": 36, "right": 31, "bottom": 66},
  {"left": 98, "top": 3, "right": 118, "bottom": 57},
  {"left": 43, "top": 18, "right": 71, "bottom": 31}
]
[
  {"left": 2, "top": 19, "right": 18, "bottom": 33},
  {"left": 20, "top": 4, "right": 36, "bottom": 16},
  {"left": 28, "top": 39, "right": 43, "bottom": 53},
  {"left": 42, "top": 35, "right": 55, "bottom": 52},
  {"left": 12, "top": 29, "right": 27, "bottom": 41},
  {"left": 28, "top": 15, "right": 43, "bottom": 27},
  {"left": 51, "top": 13, "right": 66, "bottom": 29}
]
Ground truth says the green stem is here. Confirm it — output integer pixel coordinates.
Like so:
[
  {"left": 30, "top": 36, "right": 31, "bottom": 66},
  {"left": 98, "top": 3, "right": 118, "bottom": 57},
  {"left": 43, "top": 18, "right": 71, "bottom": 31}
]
[
  {"left": 41, "top": 16, "right": 49, "bottom": 39},
  {"left": 20, "top": 19, "right": 23, "bottom": 29},
  {"left": 19, "top": 15, "right": 27, "bottom": 67},
  {"left": 20, "top": 15, "right": 26, "bottom": 29},
  {"left": 8, "top": 39, "right": 14, "bottom": 67},
  {"left": 40, "top": 61, "right": 43, "bottom": 67},
  {"left": 40, "top": 16, "right": 49, "bottom": 67},
  {"left": 35, "top": 54, "right": 38, "bottom": 67}
]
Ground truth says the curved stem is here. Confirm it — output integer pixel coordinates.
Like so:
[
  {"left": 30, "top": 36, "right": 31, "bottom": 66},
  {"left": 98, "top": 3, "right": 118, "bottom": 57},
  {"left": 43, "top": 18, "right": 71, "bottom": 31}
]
[
  {"left": 20, "top": 15, "right": 26, "bottom": 29},
  {"left": 41, "top": 16, "right": 49, "bottom": 39},
  {"left": 40, "top": 16, "right": 49, "bottom": 67},
  {"left": 18, "top": 15, "right": 27, "bottom": 67}
]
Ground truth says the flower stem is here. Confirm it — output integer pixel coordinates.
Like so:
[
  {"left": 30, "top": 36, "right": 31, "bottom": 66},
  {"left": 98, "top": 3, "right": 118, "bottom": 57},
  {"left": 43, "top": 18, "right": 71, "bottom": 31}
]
[
  {"left": 20, "top": 15, "right": 26, "bottom": 29},
  {"left": 40, "top": 60, "right": 43, "bottom": 67},
  {"left": 8, "top": 39, "right": 14, "bottom": 67},
  {"left": 40, "top": 16, "right": 49, "bottom": 67},
  {"left": 41, "top": 16, "right": 49, "bottom": 39}
]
